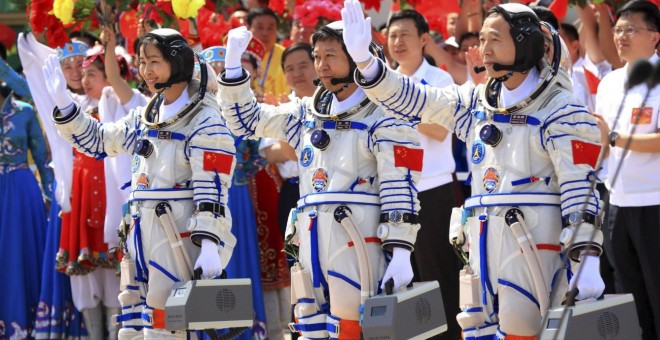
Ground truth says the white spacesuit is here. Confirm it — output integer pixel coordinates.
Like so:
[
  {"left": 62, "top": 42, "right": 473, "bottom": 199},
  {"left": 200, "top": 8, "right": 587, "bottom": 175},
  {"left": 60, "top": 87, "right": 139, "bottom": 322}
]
[
  {"left": 47, "top": 29, "right": 236, "bottom": 339},
  {"left": 217, "top": 25, "right": 422, "bottom": 339},
  {"left": 341, "top": 1, "right": 605, "bottom": 338}
]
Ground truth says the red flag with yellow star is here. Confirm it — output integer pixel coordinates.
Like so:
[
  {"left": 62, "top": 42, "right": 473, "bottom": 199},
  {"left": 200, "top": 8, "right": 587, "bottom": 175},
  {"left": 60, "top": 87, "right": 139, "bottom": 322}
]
[
  {"left": 203, "top": 151, "right": 233, "bottom": 174},
  {"left": 571, "top": 140, "right": 601, "bottom": 168},
  {"left": 393, "top": 145, "right": 423, "bottom": 171}
]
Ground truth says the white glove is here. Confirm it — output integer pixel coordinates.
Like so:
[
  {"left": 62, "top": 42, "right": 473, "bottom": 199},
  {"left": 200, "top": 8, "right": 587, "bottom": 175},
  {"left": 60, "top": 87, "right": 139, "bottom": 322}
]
[
  {"left": 341, "top": 0, "right": 374, "bottom": 65},
  {"left": 569, "top": 254, "right": 605, "bottom": 300},
  {"left": 380, "top": 247, "right": 413, "bottom": 292},
  {"left": 225, "top": 26, "right": 253, "bottom": 79},
  {"left": 42, "top": 54, "right": 74, "bottom": 110},
  {"left": 194, "top": 238, "right": 223, "bottom": 279}
]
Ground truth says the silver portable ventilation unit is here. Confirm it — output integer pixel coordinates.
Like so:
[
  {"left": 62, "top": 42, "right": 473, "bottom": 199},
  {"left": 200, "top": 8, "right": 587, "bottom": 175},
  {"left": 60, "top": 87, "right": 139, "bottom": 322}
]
[
  {"left": 164, "top": 278, "right": 253, "bottom": 331},
  {"left": 540, "top": 294, "right": 642, "bottom": 340},
  {"left": 361, "top": 281, "right": 447, "bottom": 340}
]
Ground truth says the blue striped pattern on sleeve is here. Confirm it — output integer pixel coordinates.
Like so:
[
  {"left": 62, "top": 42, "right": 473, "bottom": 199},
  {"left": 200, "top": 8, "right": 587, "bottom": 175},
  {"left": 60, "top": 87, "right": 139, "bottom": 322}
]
[
  {"left": 379, "top": 177, "right": 417, "bottom": 213},
  {"left": 558, "top": 177, "right": 599, "bottom": 216},
  {"left": 228, "top": 100, "right": 260, "bottom": 137},
  {"left": 285, "top": 105, "right": 305, "bottom": 151},
  {"left": 70, "top": 118, "right": 107, "bottom": 159},
  {"left": 376, "top": 76, "right": 426, "bottom": 123}
]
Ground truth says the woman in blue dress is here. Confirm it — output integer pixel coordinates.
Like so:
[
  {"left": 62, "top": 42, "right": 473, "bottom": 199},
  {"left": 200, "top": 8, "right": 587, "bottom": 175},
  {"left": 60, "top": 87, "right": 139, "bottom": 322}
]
[
  {"left": 15, "top": 35, "right": 87, "bottom": 339},
  {"left": 224, "top": 139, "right": 269, "bottom": 340},
  {"left": 0, "top": 56, "right": 52, "bottom": 339}
]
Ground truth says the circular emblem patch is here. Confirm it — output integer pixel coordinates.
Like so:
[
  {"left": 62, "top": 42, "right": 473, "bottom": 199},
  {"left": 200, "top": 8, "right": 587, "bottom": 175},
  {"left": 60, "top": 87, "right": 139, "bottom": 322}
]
[
  {"left": 300, "top": 145, "right": 314, "bottom": 167},
  {"left": 131, "top": 154, "right": 140, "bottom": 173},
  {"left": 471, "top": 141, "right": 486, "bottom": 164},
  {"left": 136, "top": 173, "right": 149, "bottom": 190},
  {"left": 483, "top": 167, "right": 500, "bottom": 193},
  {"left": 311, "top": 168, "right": 328, "bottom": 192}
]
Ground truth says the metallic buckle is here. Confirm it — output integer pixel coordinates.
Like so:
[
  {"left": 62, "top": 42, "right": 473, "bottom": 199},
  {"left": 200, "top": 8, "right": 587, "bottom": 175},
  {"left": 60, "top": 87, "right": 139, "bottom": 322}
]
[
  {"left": 157, "top": 130, "right": 172, "bottom": 139},
  {"left": 336, "top": 121, "right": 351, "bottom": 130},
  {"left": 510, "top": 114, "right": 527, "bottom": 125}
]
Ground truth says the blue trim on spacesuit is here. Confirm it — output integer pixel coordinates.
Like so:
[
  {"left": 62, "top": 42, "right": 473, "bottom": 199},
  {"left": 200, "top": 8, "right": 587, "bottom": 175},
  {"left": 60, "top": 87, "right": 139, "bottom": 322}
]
[
  {"left": 511, "top": 177, "right": 552, "bottom": 186},
  {"left": 479, "top": 215, "right": 496, "bottom": 305},
  {"left": 322, "top": 121, "right": 368, "bottom": 130},
  {"left": 465, "top": 192, "right": 561, "bottom": 210},
  {"left": 560, "top": 178, "right": 590, "bottom": 188},
  {"left": 133, "top": 214, "right": 149, "bottom": 283},
  {"left": 539, "top": 104, "right": 590, "bottom": 149},
  {"left": 141, "top": 129, "right": 187, "bottom": 140},
  {"left": 189, "top": 145, "right": 235, "bottom": 155},
  {"left": 372, "top": 138, "right": 418, "bottom": 146},
  {"left": 463, "top": 322, "right": 499, "bottom": 339},
  {"left": 298, "top": 201, "right": 380, "bottom": 210},
  {"left": 213, "top": 170, "right": 223, "bottom": 206},
  {"left": 230, "top": 101, "right": 258, "bottom": 137},
  {"left": 114, "top": 312, "right": 142, "bottom": 322},
  {"left": 497, "top": 279, "right": 540, "bottom": 309},
  {"left": 309, "top": 212, "right": 329, "bottom": 295},
  {"left": 70, "top": 120, "right": 107, "bottom": 159},
  {"left": 561, "top": 186, "right": 592, "bottom": 195},
  {"left": 561, "top": 193, "right": 596, "bottom": 206},
  {"left": 284, "top": 105, "right": 304, "bottom": 151},
  {"left": 379, "top": 186, "right": 410, "bottom": 192},
  {"left": 387, "top": 76, "right": 414, "bottom": 118},
  {"left": 328, "top": 270, "right": 361, "bottom": 290},
  {"left": 473, "top": 111, "right": 542, "bottom": 126},
  {"left": 463, "top": 321, "right": 499, "bottom": 333},
  {"left": 148, "top": 260, "right": 180, "bottom": 282},
  {"left": 544, "top": 133, "right": 572, "bottom": 145},
  {"left": 457, "top": 89, "right": 477, "bottom": 134},
  {"left": 123, "top": 130, "right": 137, "bottom": 151},
  {"left": 465, "top": 307, "right": 483, "bottom": 313},
  {"left": 375, "top": 76, "right": 423, "bottom": 122}
]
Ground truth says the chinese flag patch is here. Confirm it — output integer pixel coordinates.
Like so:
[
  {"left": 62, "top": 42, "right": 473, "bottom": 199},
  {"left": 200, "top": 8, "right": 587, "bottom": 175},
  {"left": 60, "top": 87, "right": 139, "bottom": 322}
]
[
  {"left": 393, "top": 145, "right": 424, "bottom": 171},
  {"left": 631, "top": 107, "right": 652, "bottom": 124},
  {"left": 571, "top": 140, "right": 601, "bottom": 168},
  {"left": 203, "top": 151, "right": 233, "bottom": 174}
]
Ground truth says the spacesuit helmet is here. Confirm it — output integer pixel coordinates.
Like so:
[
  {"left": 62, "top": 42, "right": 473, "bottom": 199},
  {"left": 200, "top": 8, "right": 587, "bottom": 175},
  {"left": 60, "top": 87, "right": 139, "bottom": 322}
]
[
  {"left": 140, "top": 28, "right": 195, "bottom": 90},
  {"left": 312, "top": 21, "right": 384, "bottom": 89},
  {"left": 487, "top": 3, "right": 546, "bottom": 73},
  {"left": 481, "top": 17, "right": 568, "bottom": 114}
]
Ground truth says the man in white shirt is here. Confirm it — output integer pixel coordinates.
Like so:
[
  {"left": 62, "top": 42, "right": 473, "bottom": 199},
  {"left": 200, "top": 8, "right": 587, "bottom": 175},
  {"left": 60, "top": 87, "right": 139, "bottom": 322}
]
[
  {"left": 595, "top": 1, "right": 660, "bottom": 338},
  {"left": 386, "top": 9, "right": 461, "bottom": 340},
  {"left": 560, "top": 22, "right": 612, "bottom": 112}
]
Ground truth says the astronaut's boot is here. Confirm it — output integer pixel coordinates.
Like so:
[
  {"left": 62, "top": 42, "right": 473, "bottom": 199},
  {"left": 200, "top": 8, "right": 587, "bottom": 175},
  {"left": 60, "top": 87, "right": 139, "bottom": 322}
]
[
  {"left": 106, "top": 306, "right": 121, "bottom": 340},
  {"left": 81, "top": 304, "right": 104, "bottom": 340}
]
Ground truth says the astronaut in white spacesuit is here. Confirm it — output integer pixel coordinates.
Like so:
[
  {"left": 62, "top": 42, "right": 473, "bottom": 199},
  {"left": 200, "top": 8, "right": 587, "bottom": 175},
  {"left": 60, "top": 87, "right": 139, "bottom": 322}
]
[
  {"left": 45, "top": 28, "right": 237, "bottom": 339},
  {"left": 216, "top": 23, "right": 422, "bottom": 339},
  {"left": 341, "top": 1, "right": 606, "bottom": 338}
]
